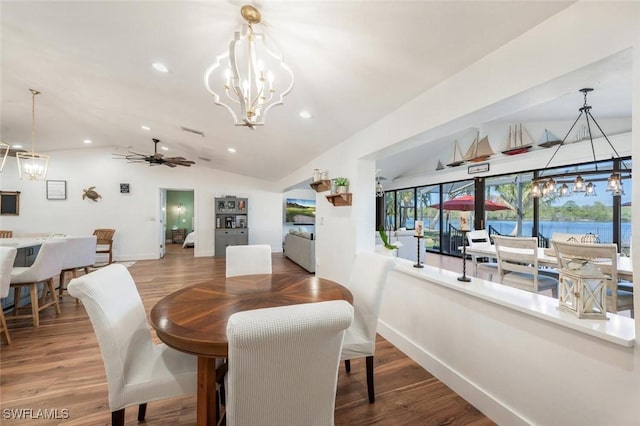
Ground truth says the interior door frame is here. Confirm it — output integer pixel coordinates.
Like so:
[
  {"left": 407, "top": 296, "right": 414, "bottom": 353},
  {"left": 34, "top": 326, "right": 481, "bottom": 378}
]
[{"left": 160, "top": 187, "right": 196, "bottom": 257}]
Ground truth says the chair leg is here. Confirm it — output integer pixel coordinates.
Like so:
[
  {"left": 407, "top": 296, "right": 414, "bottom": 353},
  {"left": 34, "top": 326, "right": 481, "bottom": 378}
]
[
  {"left": 12, "top": 286, "right": 20, "bottom": 316},
  {"left": 366, "top": 355, "right": 375, "bottom": 403},
  {"left": 112, "top": 409, "right": 125, "bottom": 426},
  {"left": 29, "top": 283, "right": 40, "bottom": 327},
  {"left": 344, "top": 359, "right": 351, "bottom": 373},
  {"left": 59, "top": 270, "right": 66, "bottom": 296},
  {"left": 46, "top": 278, "right": 61, "bottom": 314},
  {"left": 0, "top": 310, "right": 11, "bottom": 344},
  {"left": 137, "top": 403, "right": 147, "bottom": 421},
  {"left": 216, "top": 389, "right": 220, "bottom": 422}
]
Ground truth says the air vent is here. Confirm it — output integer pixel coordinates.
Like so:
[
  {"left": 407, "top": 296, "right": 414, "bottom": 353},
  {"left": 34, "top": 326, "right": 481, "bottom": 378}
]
[
  {"left": 198, "top": 156, "right": 212, "bottom": 162},
  {"left": 181, "top": 126, "right": 205, "bottom": 137}
]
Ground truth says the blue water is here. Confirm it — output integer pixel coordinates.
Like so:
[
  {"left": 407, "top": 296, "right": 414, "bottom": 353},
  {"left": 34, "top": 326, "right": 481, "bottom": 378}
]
[{"left": 486, "top": 220, "right": 631, "bottom": 245}]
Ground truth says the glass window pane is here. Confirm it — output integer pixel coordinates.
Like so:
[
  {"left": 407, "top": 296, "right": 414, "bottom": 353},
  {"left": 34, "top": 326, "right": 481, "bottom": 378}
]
[
  {"left": 537, "top": 161, "right": 622, "bottom": 246},
  {"left": 620, "top": 159, "right": 632, "bottom": 256},
  {"left": 485, "top": 173, "right": 534, "bottom": 238},
  {"left": 397, "top": 189, "right": 416, "bottom": 229},
  {"left": 417, "top": 185, "right": 440, "bottom": 251},
  {"left": 383, "top": 191, "right": 396, "bottom": 231},
  {"left": 441, "top": 180, "right": 474, "bottom": 255}
]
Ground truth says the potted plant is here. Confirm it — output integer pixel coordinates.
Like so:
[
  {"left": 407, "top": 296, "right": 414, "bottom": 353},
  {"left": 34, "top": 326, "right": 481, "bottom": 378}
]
[
  {"left": 377, "top": 226, "right": 401, "bottom": 256},
  {"left": 333, "top": 177, "right": 349, "bottom": 194}
]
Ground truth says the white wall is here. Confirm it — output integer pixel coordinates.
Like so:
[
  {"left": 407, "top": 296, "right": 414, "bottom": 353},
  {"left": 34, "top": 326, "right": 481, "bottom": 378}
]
[{"left": 0, "top": 147, "right": 283, "bottom": 259}]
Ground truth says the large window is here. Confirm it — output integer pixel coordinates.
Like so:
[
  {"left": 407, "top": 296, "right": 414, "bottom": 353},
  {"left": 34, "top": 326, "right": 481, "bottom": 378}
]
[
  {"left": 380, "top": 157, "right": 631, "bottom": 257},
  {"left": 485, "top": 172, "right": 534, "bottom": 237}
]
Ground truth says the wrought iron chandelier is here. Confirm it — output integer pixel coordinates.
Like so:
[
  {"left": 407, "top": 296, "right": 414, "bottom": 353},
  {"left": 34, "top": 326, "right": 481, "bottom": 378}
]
[
  {"left": 203, "top": 5, "right": 294, "bottom": 129},
  {"left": 16, "top": 89, "right": 49, "bottom": 180},
  {"left": 532, "top": 88, "right": 629, "bottom": 198}
]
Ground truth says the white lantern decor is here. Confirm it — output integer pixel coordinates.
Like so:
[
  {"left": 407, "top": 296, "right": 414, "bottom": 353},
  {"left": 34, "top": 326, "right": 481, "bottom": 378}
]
[{"left": 558, "top": 259, "right": 608, "bottom": 320}]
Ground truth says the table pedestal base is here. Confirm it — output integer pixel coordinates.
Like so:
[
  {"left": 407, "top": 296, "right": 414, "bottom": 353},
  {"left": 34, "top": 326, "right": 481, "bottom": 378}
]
[{"left": 197, "top": 357, "right": 218, "bottom": 426}]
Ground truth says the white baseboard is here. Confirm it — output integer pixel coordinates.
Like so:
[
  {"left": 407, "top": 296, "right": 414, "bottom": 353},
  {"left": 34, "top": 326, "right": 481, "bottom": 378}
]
[{"left": 377, "top": 320, "right": 530, "bottom": 426}]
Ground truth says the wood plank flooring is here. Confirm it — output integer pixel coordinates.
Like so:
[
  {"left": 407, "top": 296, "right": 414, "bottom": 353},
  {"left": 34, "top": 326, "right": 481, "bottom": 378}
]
[{"left": 0, "top": 245, "right": 494, "bottom": 425}]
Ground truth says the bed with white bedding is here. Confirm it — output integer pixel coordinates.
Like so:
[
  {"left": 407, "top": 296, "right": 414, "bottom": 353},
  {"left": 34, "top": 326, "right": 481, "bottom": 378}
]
[{"left": 183, "top": 231, "right": 195, "bottom": 248}]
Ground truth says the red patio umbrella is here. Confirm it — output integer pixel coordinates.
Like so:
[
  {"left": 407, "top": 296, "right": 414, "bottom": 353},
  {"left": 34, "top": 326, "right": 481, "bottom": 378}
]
[{"left": 429, "top": 194, "right": 512, "bottom": 211}]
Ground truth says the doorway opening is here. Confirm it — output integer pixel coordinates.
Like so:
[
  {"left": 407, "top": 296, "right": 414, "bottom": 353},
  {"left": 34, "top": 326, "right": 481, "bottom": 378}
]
[{"left": 162, "top": 189, "right": 195, "bottom": 257}]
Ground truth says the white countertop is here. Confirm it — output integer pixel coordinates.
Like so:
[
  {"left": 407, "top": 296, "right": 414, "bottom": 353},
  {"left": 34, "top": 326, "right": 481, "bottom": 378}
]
[
  {"left": 0, "top": 238, "right": 49, "bottom": 249},
  {"left": 392, "top": 257, "right": 635, "bottom": 347}
]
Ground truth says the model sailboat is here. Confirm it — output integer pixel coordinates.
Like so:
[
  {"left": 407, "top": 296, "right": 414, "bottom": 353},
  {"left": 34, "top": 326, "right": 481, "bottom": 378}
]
[
  {"left": 537, "top": 128, "right": 562, "bottom": 148},
  {"left": 500, "top": 124, "right": 533, "bottom": 155},
  {"left": 464, "top": 132, "right": 494, "bottom": 163},
  {"left": 446, "top": 140, "right": 465, "bottom": 167}
]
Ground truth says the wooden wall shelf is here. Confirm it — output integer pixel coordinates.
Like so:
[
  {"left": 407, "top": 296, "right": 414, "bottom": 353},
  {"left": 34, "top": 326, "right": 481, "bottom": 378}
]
[
  {"left": 326, "top": 193, "right": 352, "bottom": 206},
  {"left": 310, "top": 180, "right": 331, "bottom": 192}
]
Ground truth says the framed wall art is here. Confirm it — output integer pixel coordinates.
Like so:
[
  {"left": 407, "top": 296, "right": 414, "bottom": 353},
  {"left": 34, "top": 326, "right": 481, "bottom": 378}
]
[{"left": 46, "top": 180, "right": 67, "bottom": 200}]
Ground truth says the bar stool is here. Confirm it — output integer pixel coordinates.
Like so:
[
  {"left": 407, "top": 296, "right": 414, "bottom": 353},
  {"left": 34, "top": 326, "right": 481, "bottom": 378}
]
[
  {"left": 0, "top": 247, "right": 18, "bottom": 343},
  {"left": 9, "top": 240, "right": 65, "bottom": 327}
]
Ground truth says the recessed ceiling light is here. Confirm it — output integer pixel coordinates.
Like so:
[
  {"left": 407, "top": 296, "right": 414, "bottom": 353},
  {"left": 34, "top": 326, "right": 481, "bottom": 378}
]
[
  {"left": 152, "top": 62, "right": 169, "bottom": 73},
  {"left": 161, "top": 146, "right": 169, "bottom": 151},
  {"left": 299, "top": 110, "right": 312, "bottom": 119},
  {"left": 228, "top": 148, "right": 236, "bottom": 153},
  {"left": 141, "top": 125, "right": 151, "bottom": 131},
  {"left": 83, "top": 139, "right": 92, "bottom": 144},
  {"left": 12, "top": 144, "right": 23, "bottom": 149}
]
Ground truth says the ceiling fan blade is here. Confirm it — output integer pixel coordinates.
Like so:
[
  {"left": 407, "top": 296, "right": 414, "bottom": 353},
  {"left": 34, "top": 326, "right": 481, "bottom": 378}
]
[
  {"left": 169, "top": 160, "right": 195, "bottom": 166},
  {"left": 114, "top": 138, "right": 194, "bottom": 169}
]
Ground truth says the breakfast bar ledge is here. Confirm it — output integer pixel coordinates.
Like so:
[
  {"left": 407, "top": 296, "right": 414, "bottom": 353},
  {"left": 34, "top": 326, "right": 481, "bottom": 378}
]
[{"left": 377, "top": 257, "right": 637, "bottom": 426}]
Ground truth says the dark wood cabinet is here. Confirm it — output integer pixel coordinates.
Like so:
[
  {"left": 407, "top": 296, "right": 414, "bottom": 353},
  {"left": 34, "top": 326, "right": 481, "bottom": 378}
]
[{"left": 171, "top": 228, "right": 187, "bottom": 244}]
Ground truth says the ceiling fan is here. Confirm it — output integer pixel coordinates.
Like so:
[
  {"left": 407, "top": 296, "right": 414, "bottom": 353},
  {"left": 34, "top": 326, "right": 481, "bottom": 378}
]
[{"left": 115, "top": 138, "right": 195, "bottom": 168}]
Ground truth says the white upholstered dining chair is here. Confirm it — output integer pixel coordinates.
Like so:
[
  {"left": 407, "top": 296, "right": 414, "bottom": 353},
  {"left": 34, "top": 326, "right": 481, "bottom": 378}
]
[
  {"left": 0, "top": 247, "right": 17, "bottom": 344},
  {"left": 58, "top": 235, "right": 97, "bottom": 296},
  {"left": 226, "top": 244, "right": 272, "bottom": 277},
  {"left": 466, "top": 229, "right": 499, "bottom": 280},
  {"left": 493, "top": 236, "right": 558, "bottom": 297},
  {"left": 341, "top": 251, "right": 395, "bottom": 403},
  {"left": 9, "top": 240, "right": 65, "bottom": 327},
  {"left": 225, "top": 300, "right": 354, "bottom": 426},
  {"left": 67, "top": 264, "right": 197, "bottom": 426}
]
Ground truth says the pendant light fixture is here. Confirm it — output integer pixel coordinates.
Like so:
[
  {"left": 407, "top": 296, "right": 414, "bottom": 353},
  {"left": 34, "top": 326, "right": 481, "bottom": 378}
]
[
  {"left": 16, "top": 89, "right": 49, "bottom": 180},
  {"left": 203, "top": 5, "right": 294, "bottom": 129},
  {"left": 0, "top": 141, "right": 9, "bottom": 172},
  {"left": 375, "top": 169, "right": 385, "bottom": 197},
  {"left": 532, "top": 88, "right": 629, "bottom": 198}
]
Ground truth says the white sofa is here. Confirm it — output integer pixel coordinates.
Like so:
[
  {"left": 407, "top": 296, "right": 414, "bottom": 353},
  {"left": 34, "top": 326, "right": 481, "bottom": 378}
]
[{"left": 284, "top": 231, "right": 315, "bottom": 273}]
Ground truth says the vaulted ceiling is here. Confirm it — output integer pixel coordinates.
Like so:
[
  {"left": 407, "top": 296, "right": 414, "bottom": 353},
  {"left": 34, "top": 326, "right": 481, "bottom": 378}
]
[{"left": 2, "top": 1, "right": 608, "bottom": 183}]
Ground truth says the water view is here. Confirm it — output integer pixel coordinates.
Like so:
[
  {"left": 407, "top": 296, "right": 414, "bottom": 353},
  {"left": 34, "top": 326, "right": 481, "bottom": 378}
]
[{"left": 487, "top": 220, "right": 631, "bottom": 246}]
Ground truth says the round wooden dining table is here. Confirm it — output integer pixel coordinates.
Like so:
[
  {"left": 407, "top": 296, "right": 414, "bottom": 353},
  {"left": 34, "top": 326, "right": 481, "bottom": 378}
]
[{"left": 149, "top": 273, "right": 353, "bottom": 426}]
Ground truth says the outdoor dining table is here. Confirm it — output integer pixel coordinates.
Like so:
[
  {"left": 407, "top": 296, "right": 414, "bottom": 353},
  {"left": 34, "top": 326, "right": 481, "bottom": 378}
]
[
  {"left": 149, "top": 273, "right": 353, "bottom": 426},
  {"left": 463, "top": 242, "right": 633, "bottom": 281}
]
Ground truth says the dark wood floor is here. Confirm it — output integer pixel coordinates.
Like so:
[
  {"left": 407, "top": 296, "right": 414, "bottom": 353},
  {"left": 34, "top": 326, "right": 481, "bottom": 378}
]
[{"left": 0, "top": 245, "right": 493, "bottom": 425}]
